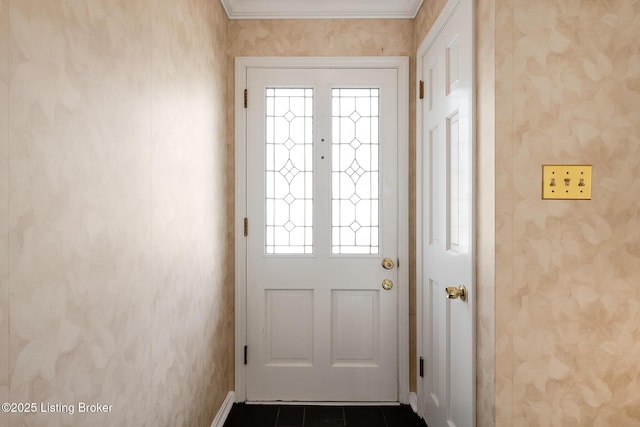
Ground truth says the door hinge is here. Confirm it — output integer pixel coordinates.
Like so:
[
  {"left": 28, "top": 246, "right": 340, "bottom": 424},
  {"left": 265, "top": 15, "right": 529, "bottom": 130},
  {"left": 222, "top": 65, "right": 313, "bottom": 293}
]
[
  {"left": 419, "top": 80, "right": 424, "bottom": 100},
  {"left": 244, "top": 218, "right": 248, "bottom": 236},
  {"left": 244, "top": 89, "right": 248, "bottom": 108},
  {"left": 419, "top": 357, "right": 424, "bottom": 378}
]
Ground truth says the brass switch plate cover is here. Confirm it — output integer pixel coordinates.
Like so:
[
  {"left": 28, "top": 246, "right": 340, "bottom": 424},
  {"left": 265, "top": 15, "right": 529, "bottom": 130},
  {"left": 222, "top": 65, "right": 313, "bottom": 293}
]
[{"left": 542, "top": 165, "right": 592, "bottom": 200}]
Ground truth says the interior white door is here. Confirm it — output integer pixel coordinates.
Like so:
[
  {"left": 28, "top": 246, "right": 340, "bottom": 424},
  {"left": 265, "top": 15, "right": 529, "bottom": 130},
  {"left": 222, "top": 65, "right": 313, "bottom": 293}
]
[
  {"left": 417, "top": 0, "right": 475, "bottom": 425},
  {"left": 245, "top": 67, "right": 399, "bottom": 402}
]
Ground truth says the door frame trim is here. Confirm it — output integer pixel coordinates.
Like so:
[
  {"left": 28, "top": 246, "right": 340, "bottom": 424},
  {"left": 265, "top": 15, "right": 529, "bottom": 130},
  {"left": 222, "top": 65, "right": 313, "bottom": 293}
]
[{"left": 234, "top": 56, "right": 410, "bottom": 403}]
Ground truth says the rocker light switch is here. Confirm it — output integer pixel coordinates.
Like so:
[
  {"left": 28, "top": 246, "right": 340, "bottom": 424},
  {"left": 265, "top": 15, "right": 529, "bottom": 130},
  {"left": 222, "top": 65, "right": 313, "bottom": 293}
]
[{"left": 542, "top": 165, "right": 592, "bottom": 200}]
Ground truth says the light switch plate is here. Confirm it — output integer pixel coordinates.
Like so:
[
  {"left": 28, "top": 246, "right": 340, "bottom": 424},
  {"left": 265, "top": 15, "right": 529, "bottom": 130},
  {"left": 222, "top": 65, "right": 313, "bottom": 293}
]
[{"left": 542, "top": 165, "right": 592, "bottom": 200}]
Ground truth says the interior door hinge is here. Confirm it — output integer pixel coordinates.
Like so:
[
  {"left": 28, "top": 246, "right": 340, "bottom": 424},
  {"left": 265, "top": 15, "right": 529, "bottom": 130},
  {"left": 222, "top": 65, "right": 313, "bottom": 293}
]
[
  {"left": 244, "top": 89, "right": 248, "bottom": 108},
  {"left": 244, "top": 345, "right": 248, "bottom": 365},
  {"left": 419, "top": 357, "right": 424, "bottom": 378},
  {"left": 419, "top": 80, "right": 424, "bottom": 100},
  {"left": 244, "top": 218, "right": 248, "bottom": 237}
]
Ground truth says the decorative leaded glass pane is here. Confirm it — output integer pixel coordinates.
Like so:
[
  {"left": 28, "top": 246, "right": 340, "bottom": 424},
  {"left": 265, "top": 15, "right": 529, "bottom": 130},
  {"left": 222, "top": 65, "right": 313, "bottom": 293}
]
[
  {"left": 331, "top": 88, "right": 380, "bottom": 254},
  {"left": 265, "top": 88, "right": 313, "bottom": 254}
]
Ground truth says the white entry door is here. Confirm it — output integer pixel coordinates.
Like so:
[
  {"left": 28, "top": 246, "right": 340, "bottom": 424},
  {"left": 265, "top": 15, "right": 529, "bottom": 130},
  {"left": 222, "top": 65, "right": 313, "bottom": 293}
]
[
  {"left": 243, "top": 65, "right": 402, "bottom": 402},
  {"left": 417, "top": 0, "right": 475, "bottom": 426}
]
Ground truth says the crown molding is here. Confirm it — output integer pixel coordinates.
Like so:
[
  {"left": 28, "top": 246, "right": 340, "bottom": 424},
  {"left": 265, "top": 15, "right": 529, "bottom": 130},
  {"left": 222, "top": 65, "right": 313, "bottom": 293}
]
[{"left": 220, "top": 0, "right": 424, "bottom": 19}]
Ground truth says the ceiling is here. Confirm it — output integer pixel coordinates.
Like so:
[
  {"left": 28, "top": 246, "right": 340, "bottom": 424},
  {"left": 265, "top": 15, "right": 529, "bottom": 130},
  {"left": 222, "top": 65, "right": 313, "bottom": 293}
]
[{"left": 220, "top": 0, "right": 424, "bottom": 19}]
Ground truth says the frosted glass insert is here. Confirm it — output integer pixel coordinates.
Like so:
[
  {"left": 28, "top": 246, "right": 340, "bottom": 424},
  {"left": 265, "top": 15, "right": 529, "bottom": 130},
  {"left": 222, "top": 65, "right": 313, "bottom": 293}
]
[
  {"left": 331, "top": 88, "right": 380, "bottom": 255},
  {"left": 265, "top": 88, "right": 313, "bottom": 254}
]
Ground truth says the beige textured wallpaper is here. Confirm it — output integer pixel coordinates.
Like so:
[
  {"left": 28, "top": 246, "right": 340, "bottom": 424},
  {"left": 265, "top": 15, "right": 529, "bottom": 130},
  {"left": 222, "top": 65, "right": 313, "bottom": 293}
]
[
  {"left": 229, "top": 19, "right": 414, "bottom": 57},
  {"left": 493, "top": 0, "right": 640, "bottom": 425},
  {"left": 1, "top": 1, "right": 232, "bottom": 426},
  {"left": 414, "top": 0, "right": 449, "bottom": 48}
]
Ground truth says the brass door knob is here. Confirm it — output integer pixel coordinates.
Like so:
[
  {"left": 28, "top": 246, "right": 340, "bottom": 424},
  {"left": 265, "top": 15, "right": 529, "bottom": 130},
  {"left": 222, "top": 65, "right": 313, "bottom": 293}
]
[
  {"left": 382, "top": 279, "right": 394, "bottom": 290},
  {"left": 445, "top": 285, "right": 467, "bottom": 301},
  {"left": 381, "top": 257, "right": 395, "bottom": 270}
]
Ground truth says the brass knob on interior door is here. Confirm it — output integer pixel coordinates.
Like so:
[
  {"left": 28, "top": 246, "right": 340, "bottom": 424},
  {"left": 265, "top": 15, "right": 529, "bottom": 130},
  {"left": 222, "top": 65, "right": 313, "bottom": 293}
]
[
  {"left": 381, "top": 257, "right": 395, "bottom": 270},
  {"left": 445, "top": 285, "right": 467, "bottom": 301},
  {"left": 382, "top": 279, "right": 394, "bottom": 291}
]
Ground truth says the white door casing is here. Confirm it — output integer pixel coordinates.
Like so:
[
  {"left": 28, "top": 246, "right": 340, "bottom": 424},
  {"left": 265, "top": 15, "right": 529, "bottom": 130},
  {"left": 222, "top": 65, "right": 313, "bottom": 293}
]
[
  {"left": 416, "top": 0, "right": 475, "bottom": 426},
  {"left": 235, "top": 57, "right": 409, "bottom": 403}
]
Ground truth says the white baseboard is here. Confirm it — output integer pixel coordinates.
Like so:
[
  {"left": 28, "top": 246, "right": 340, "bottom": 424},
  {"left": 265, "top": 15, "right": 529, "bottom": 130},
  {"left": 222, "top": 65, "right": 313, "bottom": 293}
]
[
  {"left": 210, "top": 391, "right": 235, "bottom": 427},
  {"left": 409, "top": 392, "right": 418, "bottom": 413}
]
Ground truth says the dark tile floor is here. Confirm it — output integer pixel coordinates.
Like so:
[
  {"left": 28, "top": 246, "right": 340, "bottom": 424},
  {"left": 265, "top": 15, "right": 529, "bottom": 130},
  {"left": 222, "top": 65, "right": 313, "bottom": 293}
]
[{"left": 223, "top": 403, "right": 428, "bottom": 427}]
